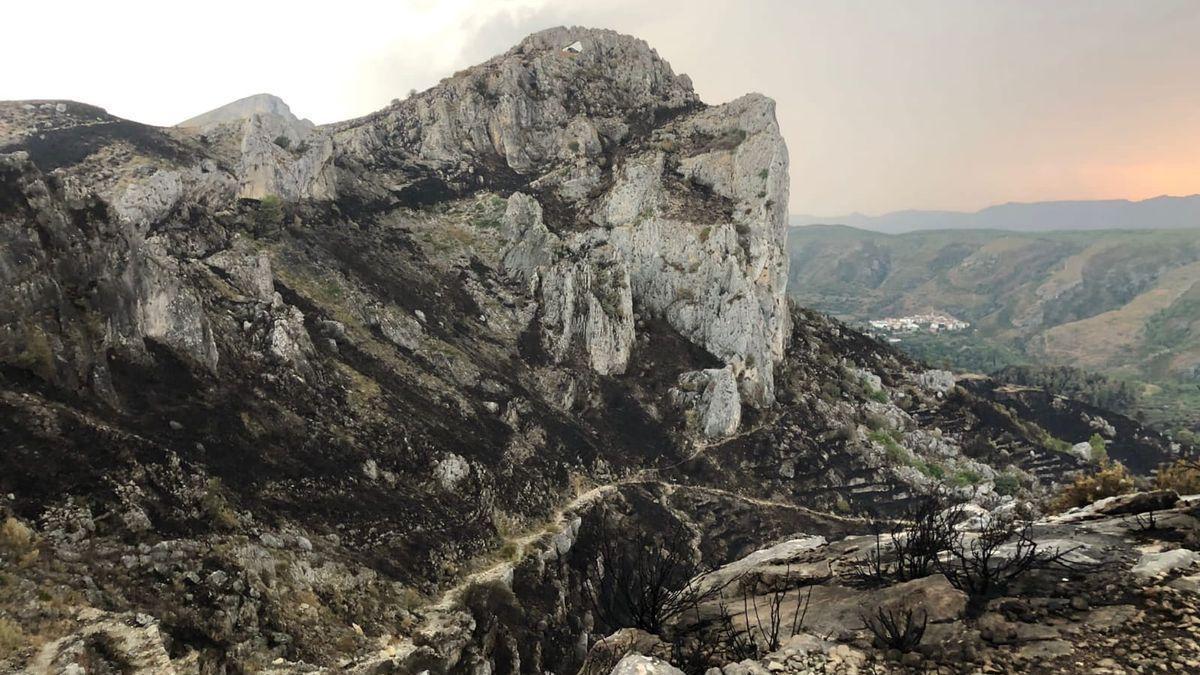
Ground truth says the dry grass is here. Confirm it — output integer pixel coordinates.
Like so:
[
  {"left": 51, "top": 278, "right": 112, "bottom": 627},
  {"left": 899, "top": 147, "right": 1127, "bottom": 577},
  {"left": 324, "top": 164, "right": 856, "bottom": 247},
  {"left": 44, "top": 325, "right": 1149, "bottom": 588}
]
[
  {"left": 0, "top": 518, "right": 33, "bottom": 555},
  {"left": 0, "top": 616, "right": 23, "bottom": 659}
]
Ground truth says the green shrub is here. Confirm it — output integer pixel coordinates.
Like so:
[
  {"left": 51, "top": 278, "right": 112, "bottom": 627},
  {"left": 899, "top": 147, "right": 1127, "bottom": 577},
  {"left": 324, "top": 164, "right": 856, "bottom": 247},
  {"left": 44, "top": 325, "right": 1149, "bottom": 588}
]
[
  {"left": 273, "top": 135, "right": 291, "bottom": 149},
  {"left": 951, "top": 470, "right": 983, "bottom": 487},
  {"left": 916, "top": 461, "right": 945, "bottom": 480},
  {"left": 1088, "top": 433, "right": 1108, "bottom": 464},
  {"left": 253, "top": 195, "right": 285, "bottom": 230},
  {"left": 869, "top": 430, "right": 908, "bottom": 464},
  {"left": 993, "top": 473, "right": 1022, "bottom": 497},
  {"left": 1045, "top": 436, "right": 1074, "bottom": 454}
]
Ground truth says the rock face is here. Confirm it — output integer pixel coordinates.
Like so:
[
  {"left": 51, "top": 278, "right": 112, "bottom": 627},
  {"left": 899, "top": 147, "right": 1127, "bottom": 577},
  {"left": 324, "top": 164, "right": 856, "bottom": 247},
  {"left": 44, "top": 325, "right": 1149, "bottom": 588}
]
[
  {"left": 187, "top": 28, "right": 790, "bottom": 432},
  {"left": 342, "top": 27, "right": 792, "bottom": 430},
  {"left": 500, "top": 193, "right": 635, "bottom": 375}
]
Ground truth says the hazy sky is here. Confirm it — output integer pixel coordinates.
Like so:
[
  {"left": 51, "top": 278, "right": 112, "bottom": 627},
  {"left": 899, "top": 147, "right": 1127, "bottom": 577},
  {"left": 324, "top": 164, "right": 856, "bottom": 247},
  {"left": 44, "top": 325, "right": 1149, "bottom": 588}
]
[{"left": 5, "top": 0, "right": 1199, "bottom": 215}]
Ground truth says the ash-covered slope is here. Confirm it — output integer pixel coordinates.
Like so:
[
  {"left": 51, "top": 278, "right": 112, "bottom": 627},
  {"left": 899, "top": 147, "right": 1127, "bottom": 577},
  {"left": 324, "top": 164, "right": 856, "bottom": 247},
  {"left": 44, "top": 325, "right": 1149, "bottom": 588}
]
[{"left": 0, "top": 28, "right": 1184, "bottom": 675}]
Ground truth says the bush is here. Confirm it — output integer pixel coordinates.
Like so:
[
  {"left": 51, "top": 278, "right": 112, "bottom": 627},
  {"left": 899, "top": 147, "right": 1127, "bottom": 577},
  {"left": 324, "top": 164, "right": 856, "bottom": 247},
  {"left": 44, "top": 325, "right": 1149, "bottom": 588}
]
[
  {"left": 200, "top": 478, "right": 239, "bottom": 530},
  {"left": 253, "top": 195, "right": 285, "bottom": 231},
  {"left": 710, "top": 567, "right": 814, "bottom": 662},
  {"left": 1155, "top": 459, "right": 1200, "bottom": 494},
  {"left": 848, "top": 495, "right": 962, "bottom": 586},
  {"left": 273, "top": 135, "right": 291, "bottom": 149},
  {"left": 868, "top": 430, "right": 907, "bottom": 464},
  {"left": 951, "top": 470, "right": 983, "bottom": 487},
  {"left": 1088, "top": 433, "right": 1108, "bottom": 464},
  {"left": 0, "top": 517, "right": 33, "bottom": 556},
  {"left": 936, "top": 516, "right": 1096, "bottom": 613},
  {"left": 582, "top": 514, "right": 723, "bottom": 635},
  {"left": 1049, "top": 460, "right": 1135, "bottom": 513},
  {"left": 0, "top": 616, "right": 23, "bottom": 659},
  {"left": 859, "top": 605, "right": 926, "bottom": 651},
  {"left": 993, "top": 473, "right": 1022, "bottom": 497}
]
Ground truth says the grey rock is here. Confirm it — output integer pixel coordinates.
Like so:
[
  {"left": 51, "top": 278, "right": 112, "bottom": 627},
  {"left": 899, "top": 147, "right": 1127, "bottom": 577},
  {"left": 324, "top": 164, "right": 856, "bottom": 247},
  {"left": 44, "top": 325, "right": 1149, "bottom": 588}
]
[
  {"left": 435, "top": 453, "right": 470, "bottom": 491},
  {"left": 369, "top": 304, "right": 424, "bottom": 351},
  {"left": 673, "top": 366, "right": 742, "bottom": 438},
  {"left": 610, "top": 653, "right": 685, "bottom": 675},
  {"left": 29, "top": 608, "right": 177, "bottom": 673},
  {"left": 916, "top": 369, "right": 956, "bottom": 393},
  {"left": 206, "top": 241, "right": 275, "bottom": 302},
  {"left": 1131, "top": 548, "right": 1199, "bottom": 578}
]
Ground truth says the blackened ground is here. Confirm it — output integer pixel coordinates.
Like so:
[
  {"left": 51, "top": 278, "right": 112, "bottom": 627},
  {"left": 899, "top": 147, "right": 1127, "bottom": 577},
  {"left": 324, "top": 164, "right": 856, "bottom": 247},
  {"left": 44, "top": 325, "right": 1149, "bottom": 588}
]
[
  {"left": 964, "top": 380, "right": 1187, "bottom": 475},
  {"left": 3, "top": 119, "right": 196, "bottom": 172}
]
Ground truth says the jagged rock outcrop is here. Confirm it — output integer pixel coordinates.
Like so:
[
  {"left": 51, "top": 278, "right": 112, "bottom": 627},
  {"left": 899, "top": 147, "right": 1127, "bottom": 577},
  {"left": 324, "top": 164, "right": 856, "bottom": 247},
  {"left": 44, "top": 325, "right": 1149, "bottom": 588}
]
[
  {"left": 500, "top": 193, "right": 635, "bottom": 375},
  {"left": 409, "top": 29, "right": 792, "bottom": 430},
  {"left": 170, "top": 28, "right": 791, "bottom": 433},
  {"left": 236, "top": 112, "right": 336, "bottom": 200},
  {"left": 0, "top": 151, "right": 221, "bottom": 394}
]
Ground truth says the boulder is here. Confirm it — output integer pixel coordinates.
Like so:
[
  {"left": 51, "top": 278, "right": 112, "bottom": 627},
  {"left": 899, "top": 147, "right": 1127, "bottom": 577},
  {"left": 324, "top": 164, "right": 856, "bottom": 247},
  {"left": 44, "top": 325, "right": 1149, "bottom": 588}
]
[
  {"left": 1092, "top": 490, "right": 1179, "bottom": 516},
  {"left": 1131, "top": 548, "right": 1199, "bottom": 578},
  {"left": 579, "top": 629, "right": 668, "bottom": 675},
  {"left": 874, "top": 574, "right": 967, "bottom": 624},
  {"left": 674, "top": 366, "right": 742, "bottom": 438},
  {"left": 29, "top": 608, "right": 177, "bottom": 673},
  {"left": 610, "top": 653, "right": 685, "bottom": 675}
]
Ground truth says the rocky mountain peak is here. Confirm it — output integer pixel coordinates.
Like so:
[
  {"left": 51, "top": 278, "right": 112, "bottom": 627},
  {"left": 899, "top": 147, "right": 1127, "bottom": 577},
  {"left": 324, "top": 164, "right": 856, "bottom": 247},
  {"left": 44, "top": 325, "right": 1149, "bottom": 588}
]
[{"left": 177, "top": 92, "right": 310, "bottom": 129}]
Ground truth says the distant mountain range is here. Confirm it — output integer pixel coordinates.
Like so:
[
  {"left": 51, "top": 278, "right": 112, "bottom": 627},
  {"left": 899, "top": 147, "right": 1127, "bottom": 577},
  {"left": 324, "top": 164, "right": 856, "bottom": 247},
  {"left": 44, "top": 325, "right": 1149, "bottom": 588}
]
[{"left": 792, "top": 195, "right": 1200, "bottom": 233}]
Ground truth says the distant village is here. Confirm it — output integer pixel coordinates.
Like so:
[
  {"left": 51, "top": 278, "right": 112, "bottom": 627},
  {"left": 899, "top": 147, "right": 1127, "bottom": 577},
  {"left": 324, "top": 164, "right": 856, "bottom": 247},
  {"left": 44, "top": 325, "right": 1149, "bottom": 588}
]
[{"left": 864, "top": 313, "right": 970, "bottom": 342}]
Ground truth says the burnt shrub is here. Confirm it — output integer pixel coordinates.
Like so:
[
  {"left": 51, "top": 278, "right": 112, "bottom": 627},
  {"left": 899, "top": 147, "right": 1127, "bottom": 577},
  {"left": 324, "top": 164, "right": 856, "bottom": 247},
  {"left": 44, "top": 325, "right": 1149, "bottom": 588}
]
[
  {"left": 847, "top": 494, "right": 963, "bottom": 586},
  {"left": 859, "top": 604, "right": 927, "bottom": 652},
  {"left": 582, "top": 514, "right": 721, "bottom": 636},
  {"left": 935, "top": 516, "right": 1097, "bottom": 614}
]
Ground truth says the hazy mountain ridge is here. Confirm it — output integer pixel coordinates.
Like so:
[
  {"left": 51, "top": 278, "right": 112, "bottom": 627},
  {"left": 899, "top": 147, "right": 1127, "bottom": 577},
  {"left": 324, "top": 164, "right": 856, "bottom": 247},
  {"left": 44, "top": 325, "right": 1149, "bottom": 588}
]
[{"left": 793, "top": 194, "right": 1200, "bottom": 233}]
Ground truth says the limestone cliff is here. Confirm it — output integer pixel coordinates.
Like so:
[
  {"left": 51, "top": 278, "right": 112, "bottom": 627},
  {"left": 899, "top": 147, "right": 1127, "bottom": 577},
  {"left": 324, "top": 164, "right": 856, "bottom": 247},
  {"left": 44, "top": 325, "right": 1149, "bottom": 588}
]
[{"left": 325, "top": 27, "right": 793, "bottom": 434}]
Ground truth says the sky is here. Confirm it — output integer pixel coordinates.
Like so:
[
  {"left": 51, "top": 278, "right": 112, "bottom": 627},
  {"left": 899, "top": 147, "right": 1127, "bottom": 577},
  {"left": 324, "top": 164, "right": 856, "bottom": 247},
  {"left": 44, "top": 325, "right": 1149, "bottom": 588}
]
[{"left": 4, "top": 0, "right": 1199, "bottom": 216}]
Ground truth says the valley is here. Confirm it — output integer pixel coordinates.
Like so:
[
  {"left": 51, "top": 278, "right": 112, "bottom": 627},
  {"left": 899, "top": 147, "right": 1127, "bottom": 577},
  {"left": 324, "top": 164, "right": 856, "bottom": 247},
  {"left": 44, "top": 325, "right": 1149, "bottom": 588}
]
[{"left": 787, "top": 225, "right": 1200, "bottom": 436}]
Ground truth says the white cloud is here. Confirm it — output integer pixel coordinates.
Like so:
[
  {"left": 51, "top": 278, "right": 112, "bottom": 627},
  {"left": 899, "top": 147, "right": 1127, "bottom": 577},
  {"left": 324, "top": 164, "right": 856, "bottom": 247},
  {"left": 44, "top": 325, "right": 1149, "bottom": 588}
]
[{"left": 1, "top": 0, "right": 564, "bottom": 125}]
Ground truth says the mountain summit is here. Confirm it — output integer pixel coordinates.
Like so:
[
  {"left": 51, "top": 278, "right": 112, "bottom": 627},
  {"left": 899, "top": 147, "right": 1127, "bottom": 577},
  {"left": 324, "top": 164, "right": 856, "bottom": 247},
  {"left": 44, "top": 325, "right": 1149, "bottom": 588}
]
[{"left": 177, "top": 92, "right": 311, "bottom": 128}]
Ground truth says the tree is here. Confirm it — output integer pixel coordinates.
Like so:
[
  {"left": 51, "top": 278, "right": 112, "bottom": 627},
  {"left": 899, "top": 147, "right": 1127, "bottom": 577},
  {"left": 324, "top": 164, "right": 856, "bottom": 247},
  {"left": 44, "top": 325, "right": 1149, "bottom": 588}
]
[{"left": 1088, "top": 433, "right": 1108, "bottom": 464}]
